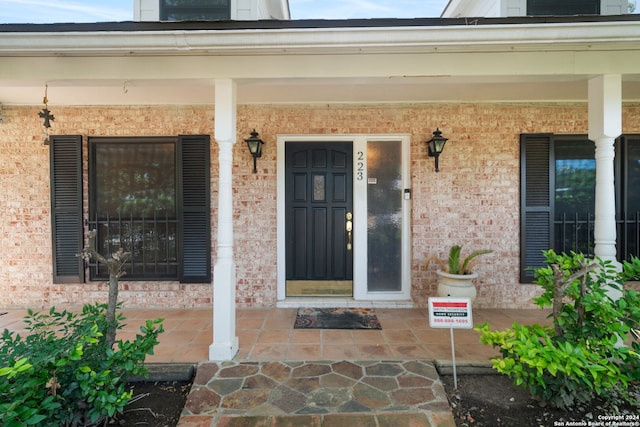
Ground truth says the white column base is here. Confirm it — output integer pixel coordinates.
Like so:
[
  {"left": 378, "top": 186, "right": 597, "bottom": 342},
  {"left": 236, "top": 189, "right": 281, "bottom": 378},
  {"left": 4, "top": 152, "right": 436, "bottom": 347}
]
[
  {"left": 211, "top": 258, "right": 238, "bottom": 361},
  {"left": 209, "top": 338, "right": 239, "bottom": 361}
]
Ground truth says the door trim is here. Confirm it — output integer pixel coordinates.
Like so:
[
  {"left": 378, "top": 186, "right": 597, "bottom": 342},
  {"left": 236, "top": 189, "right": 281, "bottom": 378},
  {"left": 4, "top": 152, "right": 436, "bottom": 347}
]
[{"left": 277, "top": 134, "right": 411, "bottom": 302}]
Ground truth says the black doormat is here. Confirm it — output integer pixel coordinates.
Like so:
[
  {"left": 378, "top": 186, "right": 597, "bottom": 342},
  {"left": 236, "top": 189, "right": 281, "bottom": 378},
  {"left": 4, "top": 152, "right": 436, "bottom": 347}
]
[{"left": 294, "top": 307, "right": 382, "bottom": 330}]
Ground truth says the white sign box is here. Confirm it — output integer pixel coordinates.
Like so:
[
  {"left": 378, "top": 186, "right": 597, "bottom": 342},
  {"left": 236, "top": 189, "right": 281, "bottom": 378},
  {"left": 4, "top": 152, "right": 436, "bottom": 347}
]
[{"left": 428, "top": 298, "right": 473, "bottom": 329}]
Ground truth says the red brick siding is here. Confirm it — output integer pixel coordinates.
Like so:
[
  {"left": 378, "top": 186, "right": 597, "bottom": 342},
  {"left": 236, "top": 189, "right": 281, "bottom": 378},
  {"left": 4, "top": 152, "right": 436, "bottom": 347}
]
[{"left": 1, "top": 103, "right": 638, "bottom": 309}]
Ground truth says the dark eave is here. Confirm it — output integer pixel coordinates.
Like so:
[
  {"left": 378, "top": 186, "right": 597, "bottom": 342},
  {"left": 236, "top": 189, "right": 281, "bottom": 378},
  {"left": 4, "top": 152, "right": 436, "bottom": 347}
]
[{"left": 1, "top": 14, "right": 640, "bottom": 33}]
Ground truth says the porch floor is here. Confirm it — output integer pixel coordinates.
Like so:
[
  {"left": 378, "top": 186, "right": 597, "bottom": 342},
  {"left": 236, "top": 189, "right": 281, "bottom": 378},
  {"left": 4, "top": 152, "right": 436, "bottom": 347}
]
[
  {"left": 0, "top": 307, "right": 551, "bottom": 364},
  {"left": 0, "top": 307, "right": 551, "bottom": 426}
]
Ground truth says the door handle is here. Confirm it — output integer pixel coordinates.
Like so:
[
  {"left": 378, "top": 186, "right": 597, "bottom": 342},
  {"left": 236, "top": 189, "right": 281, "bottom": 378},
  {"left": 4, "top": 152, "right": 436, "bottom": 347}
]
[{"left": 346, "top": 212, "right": 353, "bottom": 251}]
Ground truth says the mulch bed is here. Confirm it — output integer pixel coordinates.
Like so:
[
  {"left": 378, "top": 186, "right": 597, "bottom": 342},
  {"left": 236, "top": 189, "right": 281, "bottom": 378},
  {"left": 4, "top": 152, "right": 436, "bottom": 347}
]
[
  {"left": 110, "top": 380, "right": 192, "bottom": 426},
  {"left": 441, "top": 374, "right": 640, "bottom": 427}
]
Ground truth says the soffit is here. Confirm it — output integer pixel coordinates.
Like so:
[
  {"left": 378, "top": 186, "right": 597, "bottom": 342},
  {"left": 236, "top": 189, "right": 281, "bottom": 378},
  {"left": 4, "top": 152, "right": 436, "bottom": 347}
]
[
  {"left": 1, "top": 19, "right": 639, "bottom": 105},
  {"left": 2, "top": 76, "right": 640, "bottom": 106}
]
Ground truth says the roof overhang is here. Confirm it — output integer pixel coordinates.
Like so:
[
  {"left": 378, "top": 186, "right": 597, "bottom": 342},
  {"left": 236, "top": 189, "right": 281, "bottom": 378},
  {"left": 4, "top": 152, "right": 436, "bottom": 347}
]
[{"left": 1, "top": 16, "right": 639, "bottom": 105}]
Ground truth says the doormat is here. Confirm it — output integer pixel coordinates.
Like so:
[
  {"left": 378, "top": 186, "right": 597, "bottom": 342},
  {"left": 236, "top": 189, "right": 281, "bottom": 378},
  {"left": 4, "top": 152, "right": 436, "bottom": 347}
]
[{"left": 294, "top": 307, "right": 382, "bottom": 330}]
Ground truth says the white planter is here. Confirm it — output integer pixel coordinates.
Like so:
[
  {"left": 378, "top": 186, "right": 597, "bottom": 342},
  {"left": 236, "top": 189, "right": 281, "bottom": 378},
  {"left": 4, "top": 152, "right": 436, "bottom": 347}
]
[{"left": 436, "top": 270, "right": 477, "bottom": 302}]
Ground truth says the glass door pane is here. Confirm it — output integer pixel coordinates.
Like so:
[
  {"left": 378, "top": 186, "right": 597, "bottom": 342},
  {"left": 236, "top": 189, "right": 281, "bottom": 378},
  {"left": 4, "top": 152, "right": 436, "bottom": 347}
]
[{"left": 367, "top": 141, "right": 402, "bottom": 291}]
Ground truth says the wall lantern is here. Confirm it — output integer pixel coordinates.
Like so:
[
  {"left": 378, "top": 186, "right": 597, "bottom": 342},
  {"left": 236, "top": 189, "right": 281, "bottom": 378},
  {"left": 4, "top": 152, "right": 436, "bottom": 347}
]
[
  {"left": 426, "top": 128, "right": 448, "bottom": 173},
  {"left": 244, "top": 129, "right": 264, "bottom": 173}
]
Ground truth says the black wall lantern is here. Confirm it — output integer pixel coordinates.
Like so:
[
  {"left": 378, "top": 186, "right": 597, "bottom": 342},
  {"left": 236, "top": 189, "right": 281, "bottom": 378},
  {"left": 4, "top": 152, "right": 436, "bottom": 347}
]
[
  {"left": 244, "top": 129, "right": 264, "bottom": 173},
  {"left": 426, "top": 128, "right": 448, "bottom": 173}
]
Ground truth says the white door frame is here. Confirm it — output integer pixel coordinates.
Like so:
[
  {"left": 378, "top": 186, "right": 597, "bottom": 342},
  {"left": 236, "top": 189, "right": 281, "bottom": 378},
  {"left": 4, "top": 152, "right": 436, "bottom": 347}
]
[{"left": 276, "top": 134, "right": 411, "bottom": 303}]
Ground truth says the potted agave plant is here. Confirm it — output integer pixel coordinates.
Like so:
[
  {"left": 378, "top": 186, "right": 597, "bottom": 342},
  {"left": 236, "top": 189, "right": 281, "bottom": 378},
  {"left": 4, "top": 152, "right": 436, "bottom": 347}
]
[{"left": 425, "top": 244, "right": 492, "bottom": 302}]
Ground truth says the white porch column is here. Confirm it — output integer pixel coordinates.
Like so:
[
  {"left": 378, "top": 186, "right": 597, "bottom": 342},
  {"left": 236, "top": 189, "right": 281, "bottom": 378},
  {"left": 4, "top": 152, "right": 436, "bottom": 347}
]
[
  {"left": 588, "top": 74, "right": 621, "bottom": 266},
  {"left": 209, "top": 79, "right": 239, "bottom": 360}
]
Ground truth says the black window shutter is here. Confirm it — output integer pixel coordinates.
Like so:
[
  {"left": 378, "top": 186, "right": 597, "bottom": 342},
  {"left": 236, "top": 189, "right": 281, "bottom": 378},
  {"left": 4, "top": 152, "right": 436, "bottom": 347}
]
[
  {"left": 178, "top": 135, "right": 211, "bottom": 283},
  {"left": 50, "top": 135, "right": 84, "bottom": 283},
  {"left": 520, "top": 134, "right": 553, "bottom": 283}
]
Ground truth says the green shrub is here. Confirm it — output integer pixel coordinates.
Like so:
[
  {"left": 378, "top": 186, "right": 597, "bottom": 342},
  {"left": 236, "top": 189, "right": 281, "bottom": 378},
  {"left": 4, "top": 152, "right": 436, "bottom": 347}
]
[
  {"left": 0, "top": 303, "right": 163, "bottom": 426},
  {"left": 620, "top": 255, "right": 640, "bottom": 282},
  {"left": 477, "top": 250, "right": 640, "bottom": 409}
]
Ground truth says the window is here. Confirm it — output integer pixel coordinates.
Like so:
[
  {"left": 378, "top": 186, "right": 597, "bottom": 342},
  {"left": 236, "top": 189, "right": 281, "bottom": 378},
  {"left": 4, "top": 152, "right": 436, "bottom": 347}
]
[
  {"left": 50, "top": 135, "right": 211, "bottom": 284},
  {"left": 527, "top": 0, "right": 600, "bottom": 16},
  {"left": 554, "top": 138, "right": 596, "bottom": 256},
  {"left": 619, "top": 136, "right": 640, "bottom": 258},
  {"left": 90, "top": 139, "right": 178, "bottom": 279},
  {"left": 160, "top": 0, "right": 231, "bottom": 21},
  {"left": 520, "top": 134, "right": 640, "bottom": 282}
]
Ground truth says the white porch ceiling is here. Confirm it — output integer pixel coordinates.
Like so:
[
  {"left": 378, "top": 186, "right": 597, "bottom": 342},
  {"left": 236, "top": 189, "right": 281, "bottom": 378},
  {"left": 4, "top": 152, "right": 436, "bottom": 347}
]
[
  {"left": 0, "top": 75, "right": 640, "bottom": 106},
  {"left": 2, "top": 76, "right": 640, "bottom": 106},
  {"left": 1, "top": 19, "right": 640, "bottom": 105}
]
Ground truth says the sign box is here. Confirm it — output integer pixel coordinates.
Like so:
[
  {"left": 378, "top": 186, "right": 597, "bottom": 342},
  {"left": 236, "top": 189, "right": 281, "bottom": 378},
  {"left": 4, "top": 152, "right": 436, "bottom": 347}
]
[{"left": 428, "top": 297, "right": 473, "bottom": 329}]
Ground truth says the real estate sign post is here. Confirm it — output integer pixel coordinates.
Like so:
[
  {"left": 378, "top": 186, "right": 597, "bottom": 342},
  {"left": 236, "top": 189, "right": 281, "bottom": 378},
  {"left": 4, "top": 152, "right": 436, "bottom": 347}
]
[{"left": 428, "top": 297, "right": 473, "bottom": 389}]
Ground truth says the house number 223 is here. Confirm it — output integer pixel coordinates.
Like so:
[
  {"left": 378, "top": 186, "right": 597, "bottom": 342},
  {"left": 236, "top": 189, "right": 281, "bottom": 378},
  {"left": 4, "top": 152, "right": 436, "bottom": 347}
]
[{"left": 356, "top": 151, "right": 365, "bottom": 181}]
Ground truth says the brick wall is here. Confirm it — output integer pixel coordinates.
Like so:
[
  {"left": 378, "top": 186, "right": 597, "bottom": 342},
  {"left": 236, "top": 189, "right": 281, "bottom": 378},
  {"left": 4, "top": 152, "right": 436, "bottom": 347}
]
[{"left": 1, "top": 102, "right": 638, "bottom": 310}]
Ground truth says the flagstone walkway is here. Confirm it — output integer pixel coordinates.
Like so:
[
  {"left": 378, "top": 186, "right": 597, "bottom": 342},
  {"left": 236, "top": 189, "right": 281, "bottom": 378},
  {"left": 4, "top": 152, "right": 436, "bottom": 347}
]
[{"left": 180, "top": 359, "right": 453, "bottom": 426}]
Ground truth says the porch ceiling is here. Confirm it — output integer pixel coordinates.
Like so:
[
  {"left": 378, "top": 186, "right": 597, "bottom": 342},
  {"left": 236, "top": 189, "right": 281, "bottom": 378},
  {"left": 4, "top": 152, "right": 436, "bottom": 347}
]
[
  {"left": 2, "top": 75, "right": 640, "bottom": 106},
  {"left": 1, "top": 18, "right": 640, "bottom": 105}
]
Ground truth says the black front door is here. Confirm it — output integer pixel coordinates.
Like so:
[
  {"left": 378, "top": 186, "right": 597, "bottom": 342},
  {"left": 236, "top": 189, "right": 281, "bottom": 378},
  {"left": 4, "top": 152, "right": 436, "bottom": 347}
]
[{"left": 285, "top": 141, "right": 353, "bottom": 296}]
